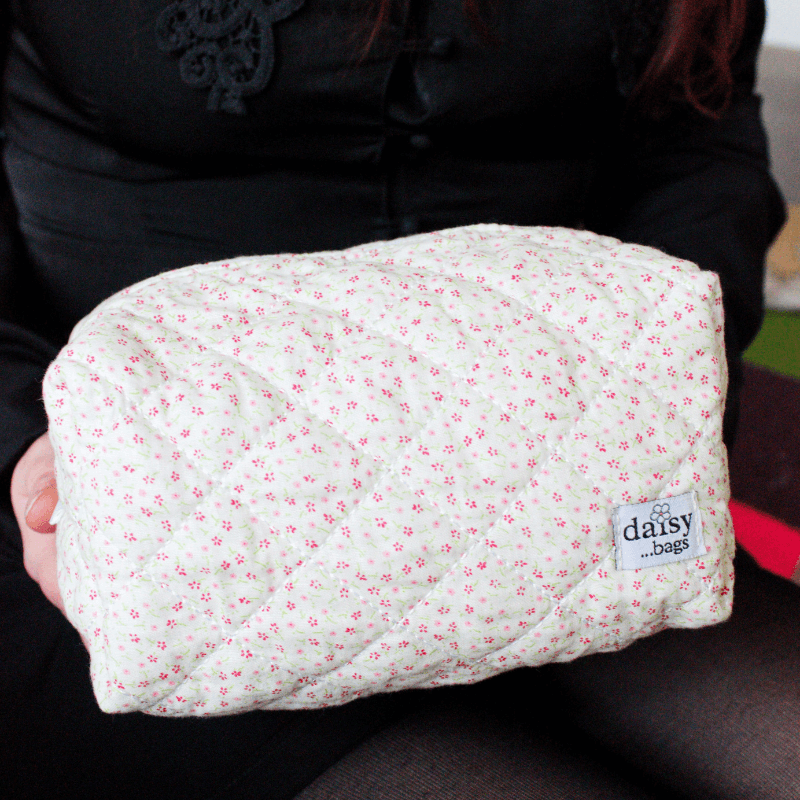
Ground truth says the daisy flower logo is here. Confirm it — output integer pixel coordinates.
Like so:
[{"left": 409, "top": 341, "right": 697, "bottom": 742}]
[{"left": 650, "top": 503, "right": 671, "bottom": 524}]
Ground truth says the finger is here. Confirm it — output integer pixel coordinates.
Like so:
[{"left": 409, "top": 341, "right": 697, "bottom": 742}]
[
  {"left": 10, "top": 432, "right": 66, "bottom": 614},
  {"left": 26, "top": 484, "right": 60, "bottom": 533}
]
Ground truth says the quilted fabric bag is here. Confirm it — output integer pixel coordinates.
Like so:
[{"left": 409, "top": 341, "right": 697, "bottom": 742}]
[{"left": 43, "top": 225, "right": 734, "bottom": 716}]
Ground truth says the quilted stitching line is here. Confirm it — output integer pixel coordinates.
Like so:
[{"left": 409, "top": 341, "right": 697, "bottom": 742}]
[
  {"left": 146, "top": 393, "right": 498, "bottom": 706},
  {"left": 491, "top": 287, "right": 722, "bottom": 539},
  {"left": 310, "top": 476, "right": 726, "bottom": 702},
  {"left": 91, "top": 271, "right": 711, "bottom": 478},
  {"left": 54, "top": 352, "right": 644, "bottom": 703},
  {"left": 181, "top": 406, "right": 700, "bottom": 695},
  {"left": 519, "top": 270, "right": 715, "bottom": 433},
  {"left": 532, "top": 318, "right": 708, "bottom": 442},
  {"left": 474, "top": 551, "right": 621, "bottom": 665},
  {"left": 488, "top": 498, "right": 723, "bottom": 664},
  {"left": 428, "top": 556, "right": 623, "bottom": 681}
]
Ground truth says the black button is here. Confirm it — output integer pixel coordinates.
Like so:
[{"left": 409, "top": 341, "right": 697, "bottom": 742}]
[
  {"left": 409, "top": 134, "right": 432, "bottom": 151},
  {"left": 371, "top": 216, "right": 420, "bottom": 238},
  {"left": 427, "top": 36, "right": 455, "bottom": 58},
  {"left": 399, "top": 215, "right": 420, "bottom": 235}
]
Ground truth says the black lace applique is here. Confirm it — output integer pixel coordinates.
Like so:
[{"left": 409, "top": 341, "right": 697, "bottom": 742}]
[{"left": 156, "top": 0, "right": 305, "bottom": 114}]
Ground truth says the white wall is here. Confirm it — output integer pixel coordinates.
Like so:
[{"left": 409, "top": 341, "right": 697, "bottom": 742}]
[{"left": 764, "top": 0, "right": 800, "bottom": 49}]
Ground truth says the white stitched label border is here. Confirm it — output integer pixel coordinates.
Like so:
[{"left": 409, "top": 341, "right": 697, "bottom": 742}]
[{"left": 612, "top": 491, "right": 705, "bottom": 570}]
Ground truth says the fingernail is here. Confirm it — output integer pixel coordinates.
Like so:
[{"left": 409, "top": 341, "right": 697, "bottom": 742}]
[{"left": 25, "top": 485, "right": 59, "bottom": 533}]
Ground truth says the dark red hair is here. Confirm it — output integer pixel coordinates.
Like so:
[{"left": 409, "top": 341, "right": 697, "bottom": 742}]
[
  {"left": 364, "top": 0, "right": 749, "bottom": 119},
  {"left": 632, "top": 0, "right": 750, "bottom": 118}
]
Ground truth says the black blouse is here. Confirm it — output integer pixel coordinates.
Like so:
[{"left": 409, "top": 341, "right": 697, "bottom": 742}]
[{"left": 0, "top": 0, "right": 786, "bottom": 488}]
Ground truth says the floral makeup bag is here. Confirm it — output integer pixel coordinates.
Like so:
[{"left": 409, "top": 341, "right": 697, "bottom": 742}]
[{"left": 44, "top": 225, "right": 734, "bottom": 716}]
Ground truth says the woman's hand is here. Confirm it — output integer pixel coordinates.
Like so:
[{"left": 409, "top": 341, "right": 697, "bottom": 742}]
[{"left": 10, "top": 432, "right": 65, "bottom": 614}]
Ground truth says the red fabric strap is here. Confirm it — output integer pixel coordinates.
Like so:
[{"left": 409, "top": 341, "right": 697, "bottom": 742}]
[{"left": 730, "top": 499, "right": 800, "bottom": 578}]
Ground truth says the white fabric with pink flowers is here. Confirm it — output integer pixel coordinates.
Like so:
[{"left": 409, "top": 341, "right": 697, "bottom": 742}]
[{"left": 43, "top": 225, "right": 734, "bottom": 716}]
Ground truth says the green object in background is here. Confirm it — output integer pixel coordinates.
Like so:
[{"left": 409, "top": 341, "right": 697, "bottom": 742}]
[{"left": 743, "top": 311, "right": 800, "bottom": 380}]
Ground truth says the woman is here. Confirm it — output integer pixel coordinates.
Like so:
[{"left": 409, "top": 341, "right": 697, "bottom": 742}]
[{"left": 2, "top": 1, "right": 797, "bottom": 798}]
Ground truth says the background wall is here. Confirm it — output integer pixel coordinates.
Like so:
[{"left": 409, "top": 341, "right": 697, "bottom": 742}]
[
  {"left": 764, "top": 0, "right": 800, "bottom": 50},
  {"left": 757, "top": 1, "right": 800, "bottom": 309}
]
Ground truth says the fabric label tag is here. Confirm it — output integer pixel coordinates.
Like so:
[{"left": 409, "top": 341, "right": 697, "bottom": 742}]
[{"left": 612, "top": 491, "right": 705, "bottom": 570}]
